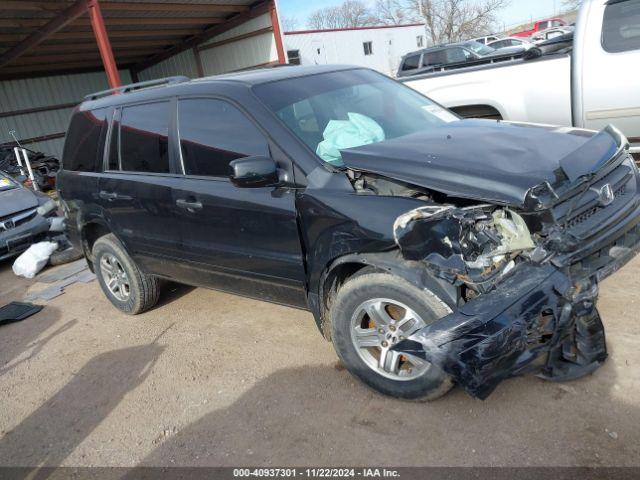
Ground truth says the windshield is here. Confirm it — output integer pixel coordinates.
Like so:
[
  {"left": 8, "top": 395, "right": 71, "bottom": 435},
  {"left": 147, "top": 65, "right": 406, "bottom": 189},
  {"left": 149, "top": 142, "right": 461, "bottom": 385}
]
[
  {"left": 463, "top": 41, "right": 496, "bottom": 55},
  {"left": 253, "top": 69, "right": 458, "bottom": 166}
]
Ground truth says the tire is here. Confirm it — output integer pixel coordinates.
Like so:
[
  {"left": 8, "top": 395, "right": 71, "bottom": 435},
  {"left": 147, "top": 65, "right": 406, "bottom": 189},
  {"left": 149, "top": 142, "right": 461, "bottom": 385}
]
[
  {"left": 92, "top": 234, "right": 160, "bottom": 315},
  {"left": 331, "top": 272, "right": 454, "bottom": 401},
  {"left": 49, "top": 246, "right": 84, "bottom": 266}
]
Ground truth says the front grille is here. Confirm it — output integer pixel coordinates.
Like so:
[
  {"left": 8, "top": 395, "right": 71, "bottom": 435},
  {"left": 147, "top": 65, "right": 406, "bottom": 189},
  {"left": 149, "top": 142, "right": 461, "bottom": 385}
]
[
  {"left": 552, "top": 157, "right": 637, "bottom": 241},
  {"left": 0, "top": 208, "right": 38, "bottom": 232},
  {"left": 565, "top": 184, "right": 628, "bottom": 230}
]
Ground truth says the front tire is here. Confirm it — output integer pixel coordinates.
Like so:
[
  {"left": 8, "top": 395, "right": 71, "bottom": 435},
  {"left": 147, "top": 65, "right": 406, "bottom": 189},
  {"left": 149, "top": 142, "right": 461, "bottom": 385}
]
[
  {"left": 331, "top": 272, "right": 454, "bottom": 401},
  {"left": 93, "top": 234, "right": 160, "bottom": 315}
]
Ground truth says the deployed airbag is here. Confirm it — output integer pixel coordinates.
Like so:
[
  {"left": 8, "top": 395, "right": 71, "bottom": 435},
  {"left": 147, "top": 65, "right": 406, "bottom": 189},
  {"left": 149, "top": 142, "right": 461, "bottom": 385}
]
[{"left": 316, "top": 112, "right": 385, "bottom": 165}]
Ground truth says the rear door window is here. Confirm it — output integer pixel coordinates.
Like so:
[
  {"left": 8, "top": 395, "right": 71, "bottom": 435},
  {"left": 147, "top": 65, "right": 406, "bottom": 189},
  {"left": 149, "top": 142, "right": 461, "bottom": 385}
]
[
  {"left": 177, "top": 98, "right": 270, "bottom": 178},
  {"left": 63, "top": 108, "right": 109, "bottom": 172},
  {"left": 603, "top": 0, "right": 640, "bottom": 53},
  {"left": 445, "top": 47, "right": 469, "bottom": 63},
  {"left": 422, "top": 50, "right": 447, "bottom": 66},
  {"left": 119, "top": 102, "right": 171, "bottom": 173},
  {"left": 402, "top": 54, "right": 421, "bottom": 71}
]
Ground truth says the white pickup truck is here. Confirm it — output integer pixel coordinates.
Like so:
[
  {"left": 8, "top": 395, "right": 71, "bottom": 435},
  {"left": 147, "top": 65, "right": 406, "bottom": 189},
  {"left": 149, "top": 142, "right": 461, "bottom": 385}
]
[{"left": 402, "top": 0, "right": 640, "bottom": 156}]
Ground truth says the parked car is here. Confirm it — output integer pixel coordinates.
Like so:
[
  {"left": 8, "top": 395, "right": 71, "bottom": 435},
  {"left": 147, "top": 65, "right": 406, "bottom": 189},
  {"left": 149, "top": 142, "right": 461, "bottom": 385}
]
[
  {"left": 402, "top": 0, "right": 640, "bottom": 157},
  {"left": 397, "top": 41, "right": 529, "bottom": 77},
  {"left": 0, "top": 172, "right": 55, "bottom": 261},
  {"left": 531, "top": 26, "right": 575, "bottom": 43},
  {"left": 512, "top": 17, "right": 568, "bottom": 38},
  {"left": 470, "top": 35, "right": 500, "bottom": 45},
  {"left": 58, "top": 66, "right": 640, "bottom": 401},
  {"left": 487, "top": 36, "right": 535, "bottom": 50}
]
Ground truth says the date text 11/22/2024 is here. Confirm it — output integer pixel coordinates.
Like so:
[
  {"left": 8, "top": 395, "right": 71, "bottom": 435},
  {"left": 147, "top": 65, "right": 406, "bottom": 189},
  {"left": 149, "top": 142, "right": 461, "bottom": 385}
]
[{"left": 233, "top": 468, "right": 400, "bottom": 478}]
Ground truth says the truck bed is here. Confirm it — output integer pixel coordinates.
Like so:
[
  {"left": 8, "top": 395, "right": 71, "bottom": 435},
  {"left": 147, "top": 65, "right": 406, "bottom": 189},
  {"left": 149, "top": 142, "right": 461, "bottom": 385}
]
[{"left": 402, "top": 53, "right": 573, "bottom": 128}]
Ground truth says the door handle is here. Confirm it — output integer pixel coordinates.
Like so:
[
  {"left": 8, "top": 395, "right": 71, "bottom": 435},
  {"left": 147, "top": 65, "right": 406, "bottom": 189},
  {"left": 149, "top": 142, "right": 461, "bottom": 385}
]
[
  {"left": 176, "top": 198, "right": 203, "bottom": 211},
  {"left": 99, "top": 190, "right": 118, "bottom": 201},
  {"left": 99, "top": 191, "right": 132, "bottom": 201}
]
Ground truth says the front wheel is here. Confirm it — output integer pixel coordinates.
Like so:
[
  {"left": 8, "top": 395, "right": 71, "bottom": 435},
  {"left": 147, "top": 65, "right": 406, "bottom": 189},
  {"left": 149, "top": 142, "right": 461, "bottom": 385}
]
[{"left": 330, "top": 272, "right": 454, "bottom": 401}]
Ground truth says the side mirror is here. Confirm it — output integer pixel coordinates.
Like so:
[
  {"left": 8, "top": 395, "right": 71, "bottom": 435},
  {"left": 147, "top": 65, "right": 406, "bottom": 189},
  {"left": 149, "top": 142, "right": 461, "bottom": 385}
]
[{"left": 230, "top": 156, "right": 279, "bottom": 188}]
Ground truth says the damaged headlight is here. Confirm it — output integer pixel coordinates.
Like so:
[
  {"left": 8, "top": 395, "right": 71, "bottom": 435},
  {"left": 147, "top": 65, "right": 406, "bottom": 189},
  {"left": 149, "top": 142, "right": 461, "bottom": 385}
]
[{"left": 393, "top": 205, "right": 537, "bottom": 290}]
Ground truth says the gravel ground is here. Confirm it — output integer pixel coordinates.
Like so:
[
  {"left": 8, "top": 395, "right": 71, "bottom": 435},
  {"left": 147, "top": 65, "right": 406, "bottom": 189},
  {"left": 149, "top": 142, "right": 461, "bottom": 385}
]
[{"left": 0, "top": 256, "right": 639, "bottom": 468}]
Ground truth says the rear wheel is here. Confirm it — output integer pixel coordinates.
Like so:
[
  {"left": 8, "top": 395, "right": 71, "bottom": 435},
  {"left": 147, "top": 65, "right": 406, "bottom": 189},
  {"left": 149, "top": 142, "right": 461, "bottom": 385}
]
[
  {"left": 330, "top": 272, "right": 454, "bottom": 400},
  {"left": 93, "top": 234, "right": 160, "bottom": 315}
]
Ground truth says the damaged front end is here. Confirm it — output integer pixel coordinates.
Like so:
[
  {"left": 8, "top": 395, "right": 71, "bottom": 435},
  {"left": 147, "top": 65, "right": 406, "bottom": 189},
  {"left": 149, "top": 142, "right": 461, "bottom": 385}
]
[{"left": 383, "top": 127, "right": 640, "bottom": 399}]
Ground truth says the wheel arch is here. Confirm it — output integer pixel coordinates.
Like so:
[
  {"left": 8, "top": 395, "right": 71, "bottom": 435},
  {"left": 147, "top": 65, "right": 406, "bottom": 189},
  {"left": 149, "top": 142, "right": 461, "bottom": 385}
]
[
  {"left": 79, "top": 219, "right": 114, "bottom": 270},
  {"left": 449, "top": 104, "right": 504, "bottom": 120},
  {"left": 311, "top": 250, "right": 459, "bottom": 341}
]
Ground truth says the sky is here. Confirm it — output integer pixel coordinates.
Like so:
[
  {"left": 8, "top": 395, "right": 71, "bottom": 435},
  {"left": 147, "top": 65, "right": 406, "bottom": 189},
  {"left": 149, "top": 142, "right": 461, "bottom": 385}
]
[{"left": 276, "top": 0, "right": 567, "bottom": 31}]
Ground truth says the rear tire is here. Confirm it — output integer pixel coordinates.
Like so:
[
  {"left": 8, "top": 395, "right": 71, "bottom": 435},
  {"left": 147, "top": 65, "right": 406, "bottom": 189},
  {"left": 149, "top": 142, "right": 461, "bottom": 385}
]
[
  {"left": 330, "top": 272, "right": 454, "bottom": 401},
  {"left": 92, "top": 234, "right": 160, "bottom": 315}
]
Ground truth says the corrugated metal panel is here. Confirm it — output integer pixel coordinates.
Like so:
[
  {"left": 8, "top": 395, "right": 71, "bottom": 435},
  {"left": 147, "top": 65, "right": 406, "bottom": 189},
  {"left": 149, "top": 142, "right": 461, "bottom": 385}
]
[
  {"left": 200, "top": 32, "right": 277, "bottom": 75},
  {"left": 285, "top": 25, "right": 426, "bottom": 77},
  {"left": 137, "top": 49, "right": 199, "bottom": 82},
  {"left": 200, "top": 13, "right": 272, "bottom": 46},
  {"left": 0, "top": 70, "right": 132, "bottom": 158},
  {"left": 137, "top": 12, "right": 277, "bottom": 80}
]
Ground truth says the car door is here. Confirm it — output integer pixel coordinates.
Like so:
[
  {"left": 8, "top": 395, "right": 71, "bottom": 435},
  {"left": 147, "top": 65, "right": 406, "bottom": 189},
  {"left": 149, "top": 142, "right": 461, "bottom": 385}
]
[
  {"left": 98, "top": 100, "right": 184, "bottom": 274},
  {"left": 170, "top": 97, "right": 307, "bottom": 307}
]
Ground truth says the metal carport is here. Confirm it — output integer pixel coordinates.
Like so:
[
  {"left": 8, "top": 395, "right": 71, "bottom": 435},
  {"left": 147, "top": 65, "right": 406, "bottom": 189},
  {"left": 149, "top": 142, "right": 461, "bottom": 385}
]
[{"left": 0, "top": 0, "right": 286, "bottom": 156}]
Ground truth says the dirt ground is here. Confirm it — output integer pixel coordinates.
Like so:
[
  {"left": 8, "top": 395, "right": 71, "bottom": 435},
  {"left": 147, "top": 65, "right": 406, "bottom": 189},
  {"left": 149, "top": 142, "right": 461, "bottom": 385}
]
[{"left": 0, "top": 255, "right": 639, "bottom": 468}]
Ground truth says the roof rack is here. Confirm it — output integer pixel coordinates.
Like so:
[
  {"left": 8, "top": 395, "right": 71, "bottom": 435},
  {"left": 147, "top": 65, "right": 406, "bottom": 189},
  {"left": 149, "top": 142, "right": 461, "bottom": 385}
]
[{"left": 84, "top": 76, "right": 190, "bottom": 101}]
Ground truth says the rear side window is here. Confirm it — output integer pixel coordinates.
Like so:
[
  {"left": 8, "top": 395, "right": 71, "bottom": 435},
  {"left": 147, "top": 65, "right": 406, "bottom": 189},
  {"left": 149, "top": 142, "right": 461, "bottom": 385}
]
[
  {"left": 402, "top": 54, "right": 421, "bottom": 71},
  {"left": 119, "top": 102, "right": 171, "bottom": 173},
  {"left": 422, "top": 50, "right": 447, "bottom": 66},
  {"left": 445, "top": 48, "right": 468, "bottom": 63},
  {"left": 178, "top": 98, "right": 269, "bottom": 177},
  {"left": 603, "top": 0, "right": 640, "bottom": 53},
  {"left": 62, "top": 108, "right": 109, "bottom": 172}
]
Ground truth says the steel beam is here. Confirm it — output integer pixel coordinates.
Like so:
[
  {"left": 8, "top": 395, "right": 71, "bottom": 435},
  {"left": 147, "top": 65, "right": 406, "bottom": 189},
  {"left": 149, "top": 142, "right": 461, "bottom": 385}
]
[
  {"left": 88, "top": 0, "right": 121, "bottom": 89},
  {"left": 0, "top": 1, "right": 248, "bottom": 13},
  {"left": 269, "top": 0, "right": 286, "bottom": 64},
  {"left": 0, "top": 0, "right": 89, "bottom": 68}
]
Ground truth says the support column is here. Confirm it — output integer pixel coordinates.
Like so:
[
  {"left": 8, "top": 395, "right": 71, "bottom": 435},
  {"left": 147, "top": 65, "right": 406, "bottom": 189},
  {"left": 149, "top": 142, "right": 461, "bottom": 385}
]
[
  {"left": 88, "top": 0, "right": 121, "bottom": 89},
  {"left": 269, "top": 0, "right": 286, "bottom": 64}
]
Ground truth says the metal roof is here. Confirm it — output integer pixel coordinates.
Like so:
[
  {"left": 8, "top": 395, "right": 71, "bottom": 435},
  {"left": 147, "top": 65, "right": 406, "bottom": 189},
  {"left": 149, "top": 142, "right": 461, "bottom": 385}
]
[{"left": 0, "top": 0, "right": 266, "bottom": 80}]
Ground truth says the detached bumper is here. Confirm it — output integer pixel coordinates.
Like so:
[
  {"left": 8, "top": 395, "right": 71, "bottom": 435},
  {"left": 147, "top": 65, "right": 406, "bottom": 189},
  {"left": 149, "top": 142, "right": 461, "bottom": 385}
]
[{"left": 395, "top": 237, "right": 639, "bottom": 399}]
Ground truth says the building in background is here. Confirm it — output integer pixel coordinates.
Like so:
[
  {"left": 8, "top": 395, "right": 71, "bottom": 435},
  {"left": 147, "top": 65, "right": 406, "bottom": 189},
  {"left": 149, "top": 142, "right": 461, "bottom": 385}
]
[{"left": 284, "top": 24, "right": 427, "bottom": 77}]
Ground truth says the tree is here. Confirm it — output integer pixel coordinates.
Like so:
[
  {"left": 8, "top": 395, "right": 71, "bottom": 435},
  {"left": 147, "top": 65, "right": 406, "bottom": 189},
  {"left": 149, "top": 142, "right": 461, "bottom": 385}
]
[
  {"left": 384, "top": 0, "right": 510, "bottom": 44},
  {"left": 307, "top": 0, "right": 375, "bottom": 29},
  {"left": 281, "top": 16, "right": 299, "bottom": 32},
  {"left": 373, "top": 0, "right": 420, "bottom": 25},
  {"left": 562, "top": 0, "right": 582, "bottom": 11}
]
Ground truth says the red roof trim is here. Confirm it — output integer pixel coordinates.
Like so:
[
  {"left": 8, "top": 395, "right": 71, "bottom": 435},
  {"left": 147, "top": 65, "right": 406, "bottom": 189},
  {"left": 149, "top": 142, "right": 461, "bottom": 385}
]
[{"left": 284, "top": 23, "right": 425, "bottom": 35}]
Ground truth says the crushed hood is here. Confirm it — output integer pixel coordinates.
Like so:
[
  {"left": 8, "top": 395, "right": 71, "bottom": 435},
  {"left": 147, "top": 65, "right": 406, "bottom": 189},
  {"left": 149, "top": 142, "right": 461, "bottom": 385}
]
[
  {"left": 341, "top": 119, "right": 624, "bottom": 207},
  {"left": 0, "top": 186, "right": 38, "bottom": 217}
]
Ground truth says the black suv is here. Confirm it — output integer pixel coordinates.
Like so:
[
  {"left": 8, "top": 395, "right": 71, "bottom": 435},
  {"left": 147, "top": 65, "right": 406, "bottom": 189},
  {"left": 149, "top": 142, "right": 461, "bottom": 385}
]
[
  {"left": 397, "top": 41, "right": 530, "bottom": 78},
  {"left": 58, "top": 65, "right": 640, "bottom": 400}
]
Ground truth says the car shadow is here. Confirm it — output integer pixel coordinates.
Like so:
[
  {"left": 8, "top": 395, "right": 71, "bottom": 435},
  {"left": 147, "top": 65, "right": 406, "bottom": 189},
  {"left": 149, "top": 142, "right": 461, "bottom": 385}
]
[
  {"left": 126, "top": 354, "right": 640, "bottom": 468},
  {"left": 154, "top": 282, "right": 196, "bottom": 310},
  {"left": 0, "top": 338, "right": 165, "bottom": 478}
]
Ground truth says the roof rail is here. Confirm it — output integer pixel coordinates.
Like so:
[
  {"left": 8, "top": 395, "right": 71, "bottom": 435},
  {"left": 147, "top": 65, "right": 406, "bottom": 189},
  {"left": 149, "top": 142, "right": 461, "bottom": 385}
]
[{"left": 84, "top": 76, "right": 190, "bottom": 101}]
